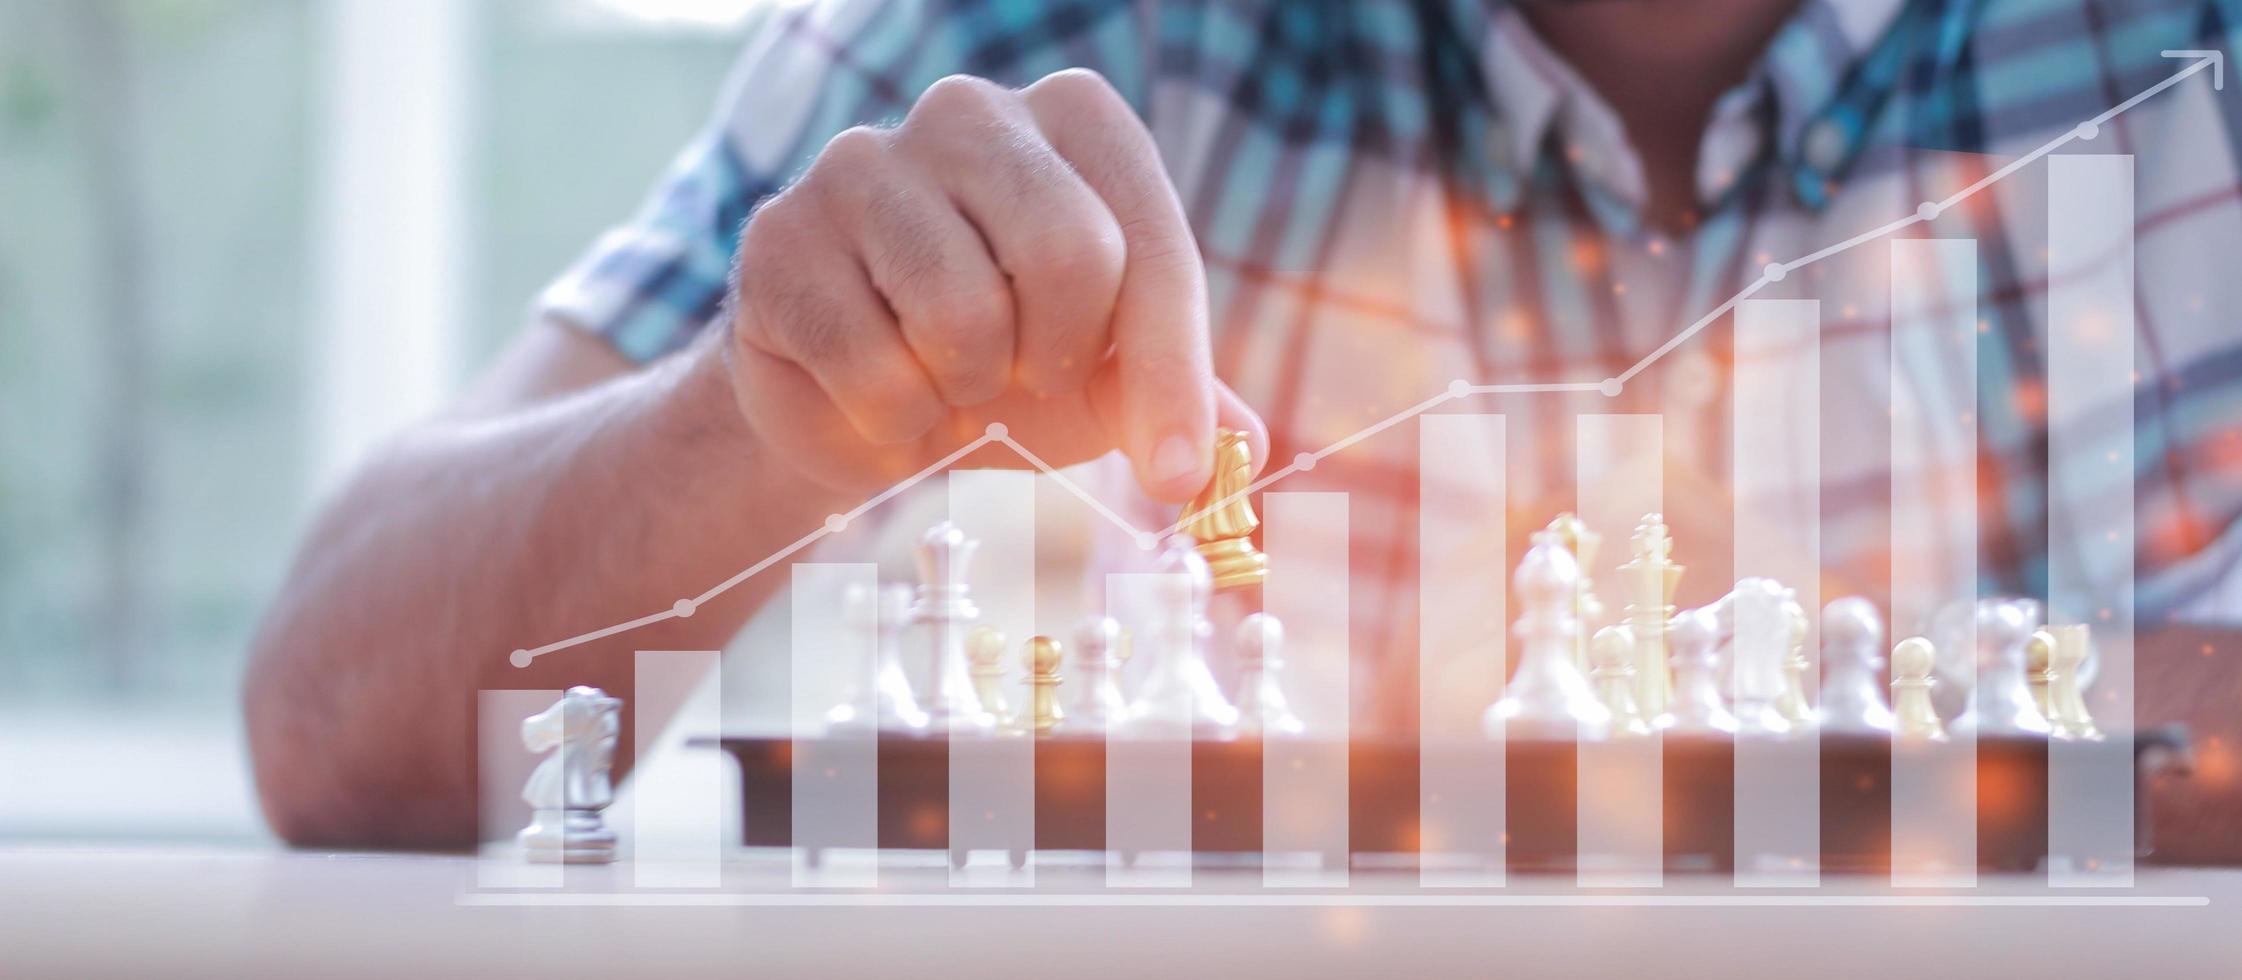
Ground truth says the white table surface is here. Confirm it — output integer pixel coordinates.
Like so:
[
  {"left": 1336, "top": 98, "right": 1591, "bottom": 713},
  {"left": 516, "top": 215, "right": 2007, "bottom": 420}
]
[{"left": 2, "top": 843, "right": 2235, "bottom": 979}]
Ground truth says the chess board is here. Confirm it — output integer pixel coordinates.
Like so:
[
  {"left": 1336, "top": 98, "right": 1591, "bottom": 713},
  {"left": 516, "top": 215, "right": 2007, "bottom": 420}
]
[{"left": 710, "top": 727, "right": 2189, "bottom": 872}]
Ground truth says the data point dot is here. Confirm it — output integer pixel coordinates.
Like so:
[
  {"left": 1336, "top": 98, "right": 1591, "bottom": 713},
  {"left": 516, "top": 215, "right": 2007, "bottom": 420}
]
[
  {"left": 1762, "top": 262, "right": 1787, "bottom": 282},
  {"left": 2075, "top": 121, "right": 2099, "bottom": 141},
  {"left": 673, "top": 599, "right": 697, "bottom": 618},
  {"left": 984, "top": 422, "right": 1008, "bottom": 439},
  {"left": 1599, "top": 378, "right": 1623, "bottom": 397},
  {"left": 1133, "top": 531, "right": 1158, "bottom": 551},
  {"left": 1294, "top": 452, "right": 1318, "bottom": 471},
  {"left": 1448, "top": 379, "right": 1473, "bottom": 398},
  {"left": 1916, "top": 202, "right": 1940, "bottom": 221},
  {"left": 825, "top": 513, "right": 848, "bottom": 533},
  {"left": 509, "top": 650, "right": 533, "bottom": 669}
]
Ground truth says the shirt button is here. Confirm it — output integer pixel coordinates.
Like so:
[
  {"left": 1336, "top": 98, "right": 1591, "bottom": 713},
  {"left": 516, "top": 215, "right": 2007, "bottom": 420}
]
[
  {"left": 1483, "top": 122, "right": 1513, "bottom": 168},
  {"left": 1801, "top": 118, "right": 1849, "bottom": 174}
]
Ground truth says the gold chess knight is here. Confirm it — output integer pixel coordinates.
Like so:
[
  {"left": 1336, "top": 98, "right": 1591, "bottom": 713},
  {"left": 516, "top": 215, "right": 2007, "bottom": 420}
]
[{"left": 1180, "top": 428, "right": 1266, "bottom": 592}]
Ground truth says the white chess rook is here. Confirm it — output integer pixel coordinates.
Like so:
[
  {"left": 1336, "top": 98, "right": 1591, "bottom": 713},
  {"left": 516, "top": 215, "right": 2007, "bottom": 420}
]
[
  {"left": 1234, "top": 612, "right": 1305, "bottom": 737},
  {"left": 1486, "top": 530, "right": 1609, "bottom": 739},
  {"left": 826, "top": 582, "right": 929, "bottom": 733},
  {"left": 1818, "top": 597, "right": 1895, "bottom": 734},
  {"left": 908, "top": 521, "right": 996, "bottom": 733},
  {"left": 517, "top": 686, "right": 621, "bottom": 864},
  {"left": 1723, "top": 578, "right": 1794, "bottom": 736}
]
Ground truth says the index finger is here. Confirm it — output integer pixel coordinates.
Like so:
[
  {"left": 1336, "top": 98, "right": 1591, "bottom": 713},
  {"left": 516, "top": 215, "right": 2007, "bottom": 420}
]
[{"left": 1022, "top": 69, "right": 1225, "bottom": 501}]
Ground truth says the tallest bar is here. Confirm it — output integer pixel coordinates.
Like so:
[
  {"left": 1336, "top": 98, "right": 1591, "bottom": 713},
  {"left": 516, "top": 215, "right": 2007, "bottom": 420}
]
[{"left": 2046, "top": 154, "right": 2136, "bottom": 886}]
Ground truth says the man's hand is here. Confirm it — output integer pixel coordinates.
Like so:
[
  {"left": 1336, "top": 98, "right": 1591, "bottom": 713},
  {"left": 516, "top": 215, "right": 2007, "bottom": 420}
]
[{"left": 721, "top": 69, "right": 1265, "bottom": 501}]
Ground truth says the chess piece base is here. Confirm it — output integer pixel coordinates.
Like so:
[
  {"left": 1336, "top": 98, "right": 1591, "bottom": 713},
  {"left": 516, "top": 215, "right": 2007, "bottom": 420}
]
[
  {"left": 1193, "top": 537, "right": 1266, "bottom": 591},
  {"left": 519, "top": 809, "right": 617, "bottom": 864}
]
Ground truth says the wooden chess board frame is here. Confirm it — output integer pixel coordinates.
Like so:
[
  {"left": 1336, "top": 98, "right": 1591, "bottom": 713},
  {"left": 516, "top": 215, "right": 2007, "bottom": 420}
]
[{"left": 706, "top": 728, "right": 2191, "bottom": 872}]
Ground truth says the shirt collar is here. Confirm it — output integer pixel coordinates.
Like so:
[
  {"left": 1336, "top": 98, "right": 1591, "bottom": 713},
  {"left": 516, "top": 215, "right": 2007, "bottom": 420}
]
[{"left": 1456, "top": 0, "right": 1910, "bottom": 214}]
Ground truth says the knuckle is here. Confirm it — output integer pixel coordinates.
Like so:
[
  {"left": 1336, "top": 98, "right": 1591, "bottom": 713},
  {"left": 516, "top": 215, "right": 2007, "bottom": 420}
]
[
  {"left": 812, "top": 125, "right": 892, "bottom": 179},
  {"left": 1030, "top": 68, "right": 1123, "bottom": 110},
  {"left": 1019, "top": 219, "right": 1126, "bottom": 288},
  {"left": 914, "top": 74, "right": 1012, "bottom": 121}
]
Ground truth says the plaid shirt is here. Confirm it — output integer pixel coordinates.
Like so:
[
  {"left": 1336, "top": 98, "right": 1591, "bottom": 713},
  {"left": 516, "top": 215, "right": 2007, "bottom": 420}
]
[{"left": 541, "top": 0, "right": 2242, "bottom": 696}]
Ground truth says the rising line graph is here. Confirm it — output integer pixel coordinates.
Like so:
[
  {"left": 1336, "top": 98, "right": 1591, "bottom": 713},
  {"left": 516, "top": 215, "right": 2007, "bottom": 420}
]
[{"left": 508, "top": 49, "right": 2222, "bottom": 668}]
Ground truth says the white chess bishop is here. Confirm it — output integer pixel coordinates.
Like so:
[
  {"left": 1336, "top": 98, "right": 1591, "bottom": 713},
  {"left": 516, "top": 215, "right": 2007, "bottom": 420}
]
[
  {"left": 825, "top": 581, "right": 928, "bottom": 733},
  {"left": 1663, "top": 606, "right": 1739, "bottom": 733},
  {"left": 1486, "top": 530, "right": 1609, "bottom": 739},
  {"left": 1064, "top": 615, "right": 1130, "bottom": 732},
  {"left": 518, "top": 686, "right": 621, "bottom": 864},
  {"left": 906, "top": 521, "right": 996, "bottom": 733},
  {"left": 1233, "top": 612, "right": 1305, "bottom": 737},
  {"left": 1122, "top": 540, "right": 1239, "bottom": 738},
  {"left": 1818, "top": 597, "right": 1895, "bottom": 734},
  {"left": 1969, "top": 599, "right": 2052, "bottom": 736}
]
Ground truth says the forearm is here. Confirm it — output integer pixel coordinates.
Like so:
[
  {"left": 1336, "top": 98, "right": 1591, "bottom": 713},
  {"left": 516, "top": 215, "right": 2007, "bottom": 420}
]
[{"left": 244, "top": 340, "right": 842, "bottom": 847}]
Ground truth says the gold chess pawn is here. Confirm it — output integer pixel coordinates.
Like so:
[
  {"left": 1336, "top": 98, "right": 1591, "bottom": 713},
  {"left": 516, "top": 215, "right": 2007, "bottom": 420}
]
[
  {"left": 1024, "top": 636, "right": 1065, "bottom": 735},
  {"left": 1544, "top": 513, "right": 1605, "bottom": 673},
  {"left": 2045, "top": 624, "right": 2101, "bottom": 741},
  {"left": 2026, "top": 628, "right": 2058, "bottom": 720},
  {"left": 966, "top": 625, "right": 1016, "bottom": 731},
  {"left": 1891, "top": 636, "right": 1946, "bottom": 741},
  {"left": 1775, "top": 599, "right": 1816, "bottom": 726},
  {"left": 1179, "top": 428, "right": 1267, "bottom": 592}
]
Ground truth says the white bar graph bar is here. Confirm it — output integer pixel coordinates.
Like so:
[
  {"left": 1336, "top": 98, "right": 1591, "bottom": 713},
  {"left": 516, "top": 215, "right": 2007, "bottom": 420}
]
[
  {"left": 1106, "top": 572, "right": 1193, "bottom": 888},
  {"left": 633, "top": 651, "right": 723, "bottom": 888},
  {"left": 477, "top": 688, "right": 563, "bottom": 889},
  {"left": 947, "top": 472, "right": 1036, "bottom": 886},
  {"left": 792, "top": 563, "right": 880, "bottom": 888},
  {"left": 1418, "top": 414, "right": 1508, "bottom": 887},
  {"left": 2046, "top": 154, "right": 2136, "bottom": 886},
  {"left": 1733, "top": 299, "right": 1823, "bottom": 887},
  {"left": 1889, "top": 238, "right": 1979, "bottom": 888},
  {"left": 1262, "top": 491, "right": 1350, "bottom": 888},
  {"left": 1575, "top": 413, "right": 1664, "bottom": 888}
]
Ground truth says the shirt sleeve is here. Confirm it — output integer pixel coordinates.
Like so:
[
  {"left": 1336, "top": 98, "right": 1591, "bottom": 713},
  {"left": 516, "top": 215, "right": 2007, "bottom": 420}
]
[{"left": 536, "top": 0, "right": 1156, "bottom": 364}]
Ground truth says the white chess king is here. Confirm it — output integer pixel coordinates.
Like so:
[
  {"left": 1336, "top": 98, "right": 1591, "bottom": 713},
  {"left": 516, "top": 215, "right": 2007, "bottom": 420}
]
[{"left": 517, "top": 686, "right": 621, "bottom": 864}]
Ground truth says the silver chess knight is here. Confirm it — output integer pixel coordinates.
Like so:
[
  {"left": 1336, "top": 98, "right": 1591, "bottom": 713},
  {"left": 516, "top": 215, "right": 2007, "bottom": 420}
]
[
  {"left": 1234, "top": 612, "right": 1305, "bottom": 737},
  {"left": 1818, "top": 597, "right": 1895, "bottom": 734},
  {"left": 1486, "top": 529, "right": 1609, "bottom": 739},
  {"left": 1122, "top": 540, "right": 1239, "bottom": 738},
  {"left": 518, "top": 686, "right": 621, "bottom": 864},
  {"left": 825, "top": 581, "right": 928, "bottom": 733},
  {"left": 907, "top": 521, "right": 997, "bottom": 733}
]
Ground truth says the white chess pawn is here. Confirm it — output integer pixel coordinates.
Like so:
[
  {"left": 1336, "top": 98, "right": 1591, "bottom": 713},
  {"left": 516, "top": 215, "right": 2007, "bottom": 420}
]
[
  {"left": 1123, "top": 541, "right": 1239, "bottom": 738},
  {"left": 826, "top": 582, "right": 929, "bottom": 733},
  {"left": 966, "top": 624, "right": 1017, "bottom": 733},
  {"left": 1891, "top": 636, "right": 1947, "bottom": 741},
  {"left": 1485, "top": 530, "right": 1609, "bottom": 739},
  {"left": 518, "top": 686, "right": 621, "bottom": 864},
  {"left": 1234, "top": 612, "right": 1305, "bottom": 737},
  {"left": 907, "top": 521, "right": 995, "bottom": 733},
  {"left": 1064, "top": 615, "right": 1130, "bottom": 732},
  {"left": 1588, "top": 625, "right": 1651, "bottom": 737},
  {"left": 1818, "top": 597, "right": 1894, "bottom": 734},
  {"left": 1726, "top": 578, "right": 1793, "bottom": 736},
  {"left": 1662, "top": 607, "right": 1739, "bottom": 733},
  {"left": 1971, "top": 599, "right": 2052, "bottom": 736}
]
